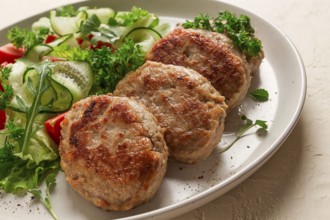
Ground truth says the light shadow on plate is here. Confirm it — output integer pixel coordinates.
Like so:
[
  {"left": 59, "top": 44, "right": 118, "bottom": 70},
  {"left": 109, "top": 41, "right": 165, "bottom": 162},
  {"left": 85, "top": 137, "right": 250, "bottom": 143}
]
[
  {"left": 250, "top": 68, "right": 263, "bottom": 89},
  {"left": 173, "top": 115, "right": 306, "bottom": 219},
  {"left": 223, "top": 67, "right": 264, "bottom": 135}
]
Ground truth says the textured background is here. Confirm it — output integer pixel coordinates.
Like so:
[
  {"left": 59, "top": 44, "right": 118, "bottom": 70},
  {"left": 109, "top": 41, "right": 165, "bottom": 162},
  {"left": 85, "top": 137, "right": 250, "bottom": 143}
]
[{"left": 0, "top": 0, "right": 327, "bottom": 219}]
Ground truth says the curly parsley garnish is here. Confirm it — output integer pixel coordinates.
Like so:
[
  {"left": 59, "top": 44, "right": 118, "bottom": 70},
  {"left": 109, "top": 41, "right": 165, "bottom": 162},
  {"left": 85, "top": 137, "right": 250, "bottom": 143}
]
[
  {"left": 109, "top": 6, "right": 158, "bottom": 27},
  {"left": 182, "top": 10, "right": 262, "bottom": 57},
  {"left": 7, "top": 26, "right": 49, "bottom": 50},
  {"left": 0, "top": 66, "right": 14, "bottom": 109},
  {"left": 89, "top": 39, "right": 145, "bottom": 93},
  {"left": 55, "top": 5, "right": 78, "bottom": 17}
]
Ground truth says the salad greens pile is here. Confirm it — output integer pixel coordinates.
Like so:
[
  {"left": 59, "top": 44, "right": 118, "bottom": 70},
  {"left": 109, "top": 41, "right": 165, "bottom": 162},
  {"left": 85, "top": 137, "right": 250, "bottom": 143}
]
[
  {"left": 0, "top": 62, "right": 61, "bottom": 219},
  {"left": 0, "top": 5, "right": 170, "bottom": 219}
]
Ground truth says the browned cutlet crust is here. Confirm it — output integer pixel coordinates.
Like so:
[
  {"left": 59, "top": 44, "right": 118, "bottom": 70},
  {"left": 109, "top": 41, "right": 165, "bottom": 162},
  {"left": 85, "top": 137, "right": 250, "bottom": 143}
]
[
  {"left": 147, "top": 27, "right": 263, "bottom": 111},
  {"left": 114, "top": 61, "right": 227, "bottom": 164},
  {"left": 59, "top": 95, "right": 168, "bottom": 211}
]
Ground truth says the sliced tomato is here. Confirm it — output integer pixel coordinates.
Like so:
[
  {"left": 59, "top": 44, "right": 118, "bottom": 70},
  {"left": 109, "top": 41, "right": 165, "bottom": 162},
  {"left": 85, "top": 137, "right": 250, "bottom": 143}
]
[
  {"left": 45, "top": 35, "right": 58, "bottom": 44},
  {"left": 42, "top": 56, "right": 66, "bottom": 62},
  {"left": 77, "top": 38, "right": 84, "bottom": 45},
  {"left": 0, "top": 83, "right": 5, "bottom": 130},
  {"left": 0, "top": 43, "right": 25, "bottom": 64},
  {"left": 0, "top": 82, "right": 4, "bottom": 92},
  {"left": 1, "top": 61, "right": 9, "bottom": 68},
  {"left": 44, "top": 112, "right": 67, "bottom": 145}
]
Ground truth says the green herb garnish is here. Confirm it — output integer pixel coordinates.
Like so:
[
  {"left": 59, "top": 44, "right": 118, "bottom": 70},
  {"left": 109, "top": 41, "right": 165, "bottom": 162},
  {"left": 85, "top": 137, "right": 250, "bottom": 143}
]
[
  {"left": 55, "top": 5, "right": 77, "bottom": 17},
  {"left": 182, "top": 10, "right": 262, "bottom": 57},
  {"left": 7, "top": 27, "right": 49, "bottom": 50},
  {"left": 109, "top": 7, "right": 157, "bottom": 27},
  {"left": 249, "top": 88, "right": 269, "bottom": 102},
  {"left": 80, "top": 14, "right": 119, "bottom": 44},
  {"left": 80, "top": 14, "right": 102, "bottom": 35},
  {"left": 51, "top": 44, "right": 90, "bottom": 61},
  {"left": 219, "top": 115, "right": 268, "bottom": 153},
  {"left": 0, "top": 66, "right": 14, "bottom": 109},
  {"left": 182, "top": 13, "right": 212, "bottom": 30},
  {"left": 89, "top": 38, "right": 145, "bottom": 93}
]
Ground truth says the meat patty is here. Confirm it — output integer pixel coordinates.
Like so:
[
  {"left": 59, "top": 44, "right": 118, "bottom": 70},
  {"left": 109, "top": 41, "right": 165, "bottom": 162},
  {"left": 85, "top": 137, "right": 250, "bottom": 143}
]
[
  {"left": 59, "top": 95, "right": 168, "bottom": 211},
  {"left": 147, "top": 27, "right": 264, "bottom": 111},
  {"left": 114, "top": 61, "right": 227, "bottom": 164}
]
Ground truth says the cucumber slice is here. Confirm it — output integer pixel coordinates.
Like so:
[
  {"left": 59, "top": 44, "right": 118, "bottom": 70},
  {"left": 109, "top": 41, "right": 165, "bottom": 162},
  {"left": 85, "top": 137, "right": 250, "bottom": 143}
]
[
  {"left": 124, "top": 27, "right": 162, "bottom": 52},
  {"left": 22, "top": 69, "right": 73, "bottom": 113},
  {"left": 51, "top": 61, "right": 93, "bottom": 103},
  {"left": 24, "top": 45, "right": 53, "bottom": 63},
  {"left": 32, "top": 17, "right": 53, "bottom": 33},
  {"left": 50, "top": 10, "right": 87, "bottom": 36},
  {"left": 47, "top": 34, "right": 73, "bottom": 47},
  {"left": 154, "top": 23, "right": 171, "bottom": 37},
  {"left": 23, "top": 34, "right": 73, "bottom": 62},
  {"left": 52, "top": 33, "right": 79, "bottom": 48}
]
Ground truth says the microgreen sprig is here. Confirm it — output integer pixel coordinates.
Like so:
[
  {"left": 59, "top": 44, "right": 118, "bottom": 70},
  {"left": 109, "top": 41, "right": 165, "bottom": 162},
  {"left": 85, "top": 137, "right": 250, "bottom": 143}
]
[{"left": 219, "top": 115, "right": 268, "bottom": 153}]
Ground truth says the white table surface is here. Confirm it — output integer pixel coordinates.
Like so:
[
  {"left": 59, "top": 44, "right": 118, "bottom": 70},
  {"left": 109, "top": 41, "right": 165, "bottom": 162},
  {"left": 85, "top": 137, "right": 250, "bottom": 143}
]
[{"left": 0, "top": 0, "right": 327, "bottom": 219}]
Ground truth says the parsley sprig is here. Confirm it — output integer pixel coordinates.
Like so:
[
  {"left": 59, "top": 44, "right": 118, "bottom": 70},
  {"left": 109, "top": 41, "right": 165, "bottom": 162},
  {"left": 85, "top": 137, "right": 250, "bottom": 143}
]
[
  {"left": 7, "top": 27, "right": 49, "bottom": 50},
  {"left": 182, "top": 10, "right": 262, "bottom": 57},
  {"left": 55, "top": 5, "right": 77, "bottom": 17},
  {"left": 89, "top": 39, "right": 145, "bottom": 93},
  {"left": 109, "top": 7, "right": 158, "bottom": 27},
  {"left": 0, "top": 66, "right": 14, "bottom": 109}
]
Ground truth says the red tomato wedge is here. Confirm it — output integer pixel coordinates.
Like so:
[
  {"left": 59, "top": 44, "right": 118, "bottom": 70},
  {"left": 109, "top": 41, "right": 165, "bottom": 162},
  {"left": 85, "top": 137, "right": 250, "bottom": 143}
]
[
  {"left": 0, "top": 82, "right": 5, "bottom": 130},
  {"left": 0, "top": 43, "right": 24, "bottom": 64},
  {"left": 45, "top": 35, "right": 58, "bottom": 44},
  {"left": 44, "top": 112, "right": 67, "bottom": 145},
  {"left": 1, "top": 61, "right": 9, "bottom": 68}
]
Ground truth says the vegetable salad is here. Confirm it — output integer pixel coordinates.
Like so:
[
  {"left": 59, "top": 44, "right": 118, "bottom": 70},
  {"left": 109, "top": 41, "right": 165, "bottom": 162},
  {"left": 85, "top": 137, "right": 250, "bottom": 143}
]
[{"left": 0, "top": 5, "right": 170, "bottom": 219}]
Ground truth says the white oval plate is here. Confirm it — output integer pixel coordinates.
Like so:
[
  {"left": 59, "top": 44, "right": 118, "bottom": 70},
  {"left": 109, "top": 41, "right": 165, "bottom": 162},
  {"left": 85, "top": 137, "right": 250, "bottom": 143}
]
[{"left": 0, "top": 0, "right": 306, "bottom": 219}]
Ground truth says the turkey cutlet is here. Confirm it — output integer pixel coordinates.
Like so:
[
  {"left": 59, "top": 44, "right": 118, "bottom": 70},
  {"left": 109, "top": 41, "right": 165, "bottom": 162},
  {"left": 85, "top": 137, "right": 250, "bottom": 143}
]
[
  {"left": 59, "top": 95, "right": 168, "bottom": 211},
  {"left": 147, "top": 26, "right": 264, "bottom": 111},
  {"left": 114, "top": 61, "right": 227, "bottom": 164}
]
